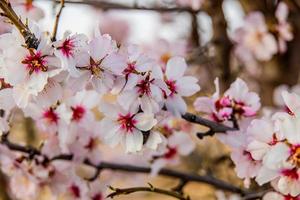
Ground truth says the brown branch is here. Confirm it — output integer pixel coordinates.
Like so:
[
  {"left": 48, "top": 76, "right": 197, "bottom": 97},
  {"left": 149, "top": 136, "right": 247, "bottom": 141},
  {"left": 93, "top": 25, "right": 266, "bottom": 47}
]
[
  {"left": 0, "top": 0, "right": 39, "bottom": 48},
  {"left": 203, "top": 0, "right": 233, "bottom": 88},
  {"left": 0, "top": 135, "right": 248, "bottom": 195},
  {"left": 182, "top": 112, "right": 238, "bottom": 139},
  {"left": 39, "top": 0, "right": 200, "bottom": 14},
  {"left": 107, "top": 184, "right": 190, "bottom": 200},
  {"left": 51, "top": 0, "right": 65, "bottom": 41}
]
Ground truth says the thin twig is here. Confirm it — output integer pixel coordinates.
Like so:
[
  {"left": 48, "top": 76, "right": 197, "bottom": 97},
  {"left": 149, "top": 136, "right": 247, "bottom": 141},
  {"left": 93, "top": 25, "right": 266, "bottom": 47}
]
[
  {"left": 51, "top": 0, "right": 65, "bottom": 41},
  {"left": 172, "top": 179, "right": 188, "bottom": 193},
  {"left": 107, "top": 184, "right": 190, "bottom": 200}
]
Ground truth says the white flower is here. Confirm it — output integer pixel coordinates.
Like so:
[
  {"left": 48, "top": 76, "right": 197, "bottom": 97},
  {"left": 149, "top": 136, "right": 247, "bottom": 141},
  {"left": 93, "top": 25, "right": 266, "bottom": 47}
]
[
  {"left": 75, "top": 34, "right": 126, "bottom": 94},
  {"left": 233, "top": 12, "right": 277, "bottom": 62},
  {"left": 53, "top": 31, "right": 88, "bottom": 77},
  {"left": 0, "top": 27, "right": 62, "bottom": 107},
  {"left": 164, "top": 56, "right": 200, "bottom": 116},
  {"left": 100, "top": 102, "right": 157, "bottom": 153}
]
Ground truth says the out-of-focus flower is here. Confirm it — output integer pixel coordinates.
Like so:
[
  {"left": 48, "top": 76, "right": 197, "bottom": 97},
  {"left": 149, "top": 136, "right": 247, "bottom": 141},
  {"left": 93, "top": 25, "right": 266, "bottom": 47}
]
[
  {"left": 232, "top": 12, "right": 277, "bottom": 62},
  {"left": 275, "top": 2, "right": 293, "bottom": 53}
]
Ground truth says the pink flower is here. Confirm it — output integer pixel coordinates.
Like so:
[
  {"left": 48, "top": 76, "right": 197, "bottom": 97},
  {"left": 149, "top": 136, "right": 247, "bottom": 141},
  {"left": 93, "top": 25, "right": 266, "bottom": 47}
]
[
  {"left": 218, "top": 120, "right": 262, "bottom": 187},
  {"left": 100, "top": 102, "right": 157, "bottom": 153},
  {"left": 164, "top": 57, "right": 200, "bottom": 116},
  {"left": 263, "top": 191, "right": 300, "bottom": 200},
  {"left": 53, "top": 31, "right": 88, "bottom": 77},
  {"left": 113, "top": 44, "right": 154, "bottom": 93},
  {"left": 233, "top": 12, "right": 277, "bottom": 62},
  {"left": 151, "top": 131, "right": 195, "bottom": 175},
  {"left": 75, "top": 34, "right": 126, "bottom": 94},
  {"left": 13, "top": 1, "right": 44, "bottom": 21},
  {"left": 275, "top": 2, "right": 293, "bottom": 53},
  {"left": 194, "top": 78, "right": 260, "bottom": 123},
  {"left": 0, "top": 26, "right": 62, "bottom": 107}
]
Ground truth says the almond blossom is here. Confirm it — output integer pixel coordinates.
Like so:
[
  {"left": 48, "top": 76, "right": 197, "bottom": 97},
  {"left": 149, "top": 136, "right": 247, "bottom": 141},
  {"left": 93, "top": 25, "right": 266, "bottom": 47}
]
[
  {"left": 194, "top": 78, "right": 260, "bottom": 123},
  {"left": 151, "top": 131, "right": 195, "bottom": 175},
  {"left": 0, "top": 26, "right": 62, "bottom": 107},
  {"left": 75, "top": 33, "right": 126, "bottom": 94},
  {"left": 232, "top": 12, "right": 277, "bottom": 62},
  {"left": 100, "top": 102, "right": 157, "bottom": 153},
  {"left": 53, "top": 31, "right": 88, "bottom": 77},
  {"left": 164, "top": 56, "right": 200, "bottom": 116},
  {"left": 218, "top": 119, "right": 262, "bottom": 187},
  {"left": 275, "top": 2, "right": 293, "bottom": 53}
]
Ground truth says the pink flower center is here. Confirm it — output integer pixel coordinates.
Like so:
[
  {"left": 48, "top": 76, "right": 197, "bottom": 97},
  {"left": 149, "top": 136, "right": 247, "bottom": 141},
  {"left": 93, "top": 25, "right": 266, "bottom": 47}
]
[
  {"left": 118, "top": 113, "right": 137, "bottom": 133},
  {"left": 282, "top": 168, "right": 299, "bottom": 180},
  {"left": 165, "top": 79, "right": 177, "bottom": 97},
  {"left": 92, "top": 193, "right": 103, "bottom": 200},
  {"left": 137, "top": 76, "right": 154, "bottom": 96},
  {"left": 123, "top": 62, "right": 137, "bottom": 77},
  {"left": 71, "top": 106, "right": 86, "bottom": 121},
  {"left": 243, "top": 150, "right": 255, "bottom": 161},
  {"left": 268, "top": 134, "right": 278, "bottom": 146},
  {"left": 84, "top": 138, "right": 97, "bottom": 151},
  {"left": 58, "top": 38, "right": 75, "bottom": 58},
  {"left": 285, "top": 106, "right": 295, "bottom": 116},
  {"left": 164, "top": 147, "right": 177, "bottom": 159},
  {"left": 22, "top": 50, "right": 47, "bottom": 74},
  {"left": 22, "top": 1, "right": 33, "bottom": 12},
  {"left": 215, "top": 96, "right": 231, "bottom": 110},
  {"left": 284, "top": 194, "right": 300, "bottom": 200},
  {"left": 43, "top": 108, "right": 59, "bottom": 124},
  {"left": 70, "top": 184, "right": 81, "bottom": 198}
]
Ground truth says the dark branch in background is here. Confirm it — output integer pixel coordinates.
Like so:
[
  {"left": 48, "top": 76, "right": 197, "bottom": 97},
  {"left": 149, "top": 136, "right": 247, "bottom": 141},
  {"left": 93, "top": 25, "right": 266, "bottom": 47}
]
[
  {"left": 41, "top": 0, "right": 201, "bottom": 14},
  {"left": 51, "top": 0, "right": 65, "bottom": 41},
  {"left": 287, "top": 0, "right": 300, "bottom": 11},
  {"left": 0, "top": 134, "right": 249, "bottom": 196},
  {"left": 0, "top": 0, "right": 39, "bottom": 48},
  {"left": 203, "top": 0, "right": 233, "bottom": 88},
  {"left": 190, "top": 13, "right": 201, "bottom": 47},
  {"left": 108, "top": 184, "right": 190, "bottom": 200}
]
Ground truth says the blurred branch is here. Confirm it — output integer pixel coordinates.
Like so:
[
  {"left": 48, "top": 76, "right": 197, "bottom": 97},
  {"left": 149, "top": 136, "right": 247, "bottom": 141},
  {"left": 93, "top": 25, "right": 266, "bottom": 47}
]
[
  {"left": 51, "top": 0, "right": 65, "bottom": 41},
  {"left": 204, "top": 0, "right": 233, "bottom": 88},
  {"left": 0, "top": 134, "right": 248, "bottom": 195},
  {"left": 40, "top": 0, "right": 200, "bottom": 13},
  {"left": 108, "top": 184, "right": 190, "bottom": 200},
  {"left": 0, "top": 171, "right": 11, "bottom": 200},
  {"left": 0, "top": 0, "right": 39, "bottom": 48},
  {"left": 286, "top": 0, "right": 300, "bottom": 11},
  {"left": 190, "top": 13, "right": 201, "bottom": 47}
]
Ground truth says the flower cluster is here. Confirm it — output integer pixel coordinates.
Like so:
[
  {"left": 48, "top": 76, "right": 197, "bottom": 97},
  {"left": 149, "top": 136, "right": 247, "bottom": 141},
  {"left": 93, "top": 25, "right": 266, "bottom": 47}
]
[
  {"left": 0, "top": 14, "right": 200, "bottom": 197},
  {"left": 216, "top": 89, "right": 300, "bottom": 197},
  {"left": 194, "top": 78, "right": 260, "bottom": 125}
]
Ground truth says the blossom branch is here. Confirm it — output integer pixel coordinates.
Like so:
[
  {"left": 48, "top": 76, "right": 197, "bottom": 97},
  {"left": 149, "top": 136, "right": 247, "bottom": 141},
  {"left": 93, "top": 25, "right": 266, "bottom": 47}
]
[
  {"left": 0, "top": 134, "right": 248, "bottom": 195},
  {"left": 0, "top": 0, "right": 39, "bottom": 48},
  {"left": 51, "top": 0, "right": 65, "bottom": 41},
  {"left": 107, "top": 184, "right": 190, "bottom": 200}
]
